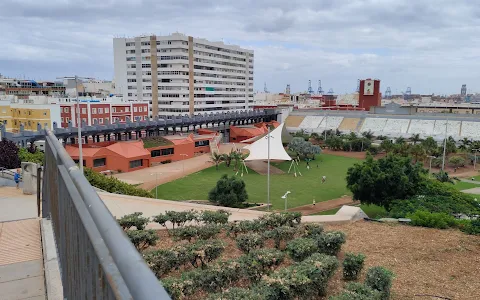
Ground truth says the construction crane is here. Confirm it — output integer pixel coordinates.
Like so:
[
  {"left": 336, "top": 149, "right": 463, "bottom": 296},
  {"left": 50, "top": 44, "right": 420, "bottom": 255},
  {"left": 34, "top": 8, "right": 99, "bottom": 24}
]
[
  {"left": 285, "top": 84, "right": 291, "bottom": 95},
  {"left": 461, "top": 84, "right": 467, "bottom": 96},
  {"left": 385, "top": 87, "right": 392, "bottom": 99},
  {"left": 402, "top": 87, "right": 412, "bottom": 101},
  {"left": 307, "top": 80, "right": 314, "bottom": 94},
  {"left": 317, "top": 80, "right": 324, "bottom": 94},
  {"left": 327, "top": 88, "right": 334, "bottom": 95},
  {"left": 264, "top": 82, "right": 269, "bottom": 93}
]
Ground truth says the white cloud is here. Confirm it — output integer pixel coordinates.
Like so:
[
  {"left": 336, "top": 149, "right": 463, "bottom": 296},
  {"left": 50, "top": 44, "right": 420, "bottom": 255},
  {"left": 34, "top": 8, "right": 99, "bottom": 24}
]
[{"left": 1, "top": 0, "right": 479, "bottom": 94}]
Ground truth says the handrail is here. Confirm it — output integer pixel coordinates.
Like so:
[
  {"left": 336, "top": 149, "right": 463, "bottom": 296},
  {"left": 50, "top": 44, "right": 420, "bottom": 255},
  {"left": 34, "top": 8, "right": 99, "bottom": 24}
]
[{"left": 43, "top": 130, "right": 170, "bottom": 299}]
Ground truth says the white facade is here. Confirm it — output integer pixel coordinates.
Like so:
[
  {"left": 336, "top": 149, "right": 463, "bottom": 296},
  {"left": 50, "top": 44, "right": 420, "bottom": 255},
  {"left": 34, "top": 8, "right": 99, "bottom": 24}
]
[{"left": 113, "top": 33, "right": 254, "bottom": 117}]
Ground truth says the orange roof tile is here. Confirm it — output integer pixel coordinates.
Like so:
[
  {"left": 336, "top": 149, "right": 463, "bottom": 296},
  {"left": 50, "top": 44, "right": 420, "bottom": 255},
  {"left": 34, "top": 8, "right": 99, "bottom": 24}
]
[
  {"left": 106, "top": 141, "right": 150, "bottom": 158},
  {"left": 65, "top": 145, "right": 102, "bottom": 157}
]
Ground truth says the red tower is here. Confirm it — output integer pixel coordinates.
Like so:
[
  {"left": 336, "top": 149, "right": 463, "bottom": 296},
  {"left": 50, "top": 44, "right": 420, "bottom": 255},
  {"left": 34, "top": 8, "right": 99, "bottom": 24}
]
[{"left": 358, "top": 79, "right": 381, "bottom": 111}]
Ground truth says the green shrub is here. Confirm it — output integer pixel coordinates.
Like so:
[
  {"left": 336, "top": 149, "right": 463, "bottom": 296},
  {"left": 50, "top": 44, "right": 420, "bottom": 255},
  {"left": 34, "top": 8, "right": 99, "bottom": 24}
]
[
  {"left": 227, "top": 219, "right": 264, "bottom": 238},
  {"left": 200, "top": 210, "right": 231, "bottom": 224},
  {"left": 286, "top": 238, "right": 318, "bottom": 262},
  {"left": 406, "top": 210, "right": 456, "bottom": 229},
  {"left": 264, "top": 226, "right": 298, "bottom": 249},
  {"left": 143, "top": 248, "right": 187, "bottom": 277},
  {"left": 343, "top": 253, "right": 366, "bottom": 280},
  {"left": 171, "top": 226, "right": 198, "bottom": 242},
  {"left": 448, "top": 156, "right": 465, "bottom": 168},
  {"left": 239, "top": 249, "right": 285, "bottom": 282},
  {"left": 152, "top": 210, "right": 198, "bottom": 232},
  {"left": 365, "top": 267, "right": 394, "bottom": 300},
  {"left": 117, "top": 212, "right": 149, "bottom": 230},
  {"left": 162, "top": 276, "right": 196, "bottom": 300},
  {"left": 329, "top": 282, "right": 382, "bottom": 300},
  {"left": 459, "top": 218, "right": 480, "bottom": 235},
  {"left": 206, "top": 287, "right": 267, "bottom": 300},
  {"left": 84, "top": 168, "right": 153, "bottom": 198},
  {"left": 197, "top": 224, "right": 222, "bottom": 240},
  {"left": 126, "top": 229, "right": 158, "bottom": 251},
  {"left": 262, "top": 253, "right": 338, "bottom": 299},
  {"left": 260, "top": 212, "right": 302, "bottom": 228},
  {"left": 315, "top": 231, "right": 346, "bottom": 256},
  {"left": 301, "top": 223, "right": 324, "bottom": 237},
  {"left": 188, "top": 239, "right": 225, "bottom": 268},
  {"left": 208, "top": 174, "right": 248, "bottom": 207},
  {"left": 236, "top": 233, "right": 265, "bottom": 253}
]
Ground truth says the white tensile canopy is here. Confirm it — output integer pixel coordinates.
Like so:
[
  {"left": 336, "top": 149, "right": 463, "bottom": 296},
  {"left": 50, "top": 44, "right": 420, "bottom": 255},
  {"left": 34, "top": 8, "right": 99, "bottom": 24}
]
[{"left": 244, "top": 123, "right": 292, "bottom": 161}]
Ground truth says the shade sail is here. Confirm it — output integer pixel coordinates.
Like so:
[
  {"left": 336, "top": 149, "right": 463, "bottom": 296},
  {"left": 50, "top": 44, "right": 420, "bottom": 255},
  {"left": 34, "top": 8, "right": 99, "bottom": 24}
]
[{"left": 244, "top": 123, "right": 292, "bottom": 161}]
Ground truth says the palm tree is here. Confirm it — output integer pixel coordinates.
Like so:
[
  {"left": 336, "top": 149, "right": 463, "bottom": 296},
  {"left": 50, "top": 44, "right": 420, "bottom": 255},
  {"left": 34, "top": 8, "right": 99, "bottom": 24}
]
[
  {"left": 211, "top": 152, "right": 223, "bottom": 170},
  {"left": 410, "top": 134, "right": 421, "bottom": 145},
  {"left": 459, "top": 138, "right": 471, "bottom": 151},
  {"left": 395, "top": 137, "right": 406, "bottom": 145},
  {"left": 361, "top": 131, "right": 374, "bottom": 140},
  {"left": 409, "top": 144, "right": 426, "bottom": 163}
]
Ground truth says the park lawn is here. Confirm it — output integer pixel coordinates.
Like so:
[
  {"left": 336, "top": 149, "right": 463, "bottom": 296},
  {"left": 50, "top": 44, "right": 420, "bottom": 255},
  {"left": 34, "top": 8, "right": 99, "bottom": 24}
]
[
  {"left": 154, "top": 154, "right": 360, "bottom": 210},
  {"left": 473, "top": 175, "right": 480, "bottom": 181},
  {"left": 314, "top": 204, "right": 386, "bottom": 219},
  {"left": 452, "top": 181, "right": 480, "bottom": 191}
]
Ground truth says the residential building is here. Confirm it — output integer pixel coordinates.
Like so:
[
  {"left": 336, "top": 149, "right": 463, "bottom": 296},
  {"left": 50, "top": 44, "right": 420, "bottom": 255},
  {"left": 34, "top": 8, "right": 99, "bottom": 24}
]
[
  {"left": 0, "top": 95, "right": 148, "bottom": 132},
  {"left": 113, "top": 33, "right": 254, "bottom": 118},
  {"left": 0, "top": 75, "right": 65, "bottom": 98}
]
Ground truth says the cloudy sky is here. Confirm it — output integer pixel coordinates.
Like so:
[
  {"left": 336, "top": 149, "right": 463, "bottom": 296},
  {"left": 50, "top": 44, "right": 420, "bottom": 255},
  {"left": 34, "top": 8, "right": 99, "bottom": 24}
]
[{"left": 1, "top": 0, "right": 479, "bottom": 95}]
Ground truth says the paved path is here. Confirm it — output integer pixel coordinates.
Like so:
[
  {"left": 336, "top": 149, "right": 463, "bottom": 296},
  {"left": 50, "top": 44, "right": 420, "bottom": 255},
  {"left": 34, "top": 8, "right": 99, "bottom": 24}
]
[
  {"left": 114, "top": 143, "right": 240, "bottom": 190},
  {"left": 287, "top": 196, "right": 357, "bottom": 215},
  {"left": 459, "top": 178, "right": 480, "bottom": 185},
  {"left": 0, "top": 187, "right": 45, "bottom": 300}
]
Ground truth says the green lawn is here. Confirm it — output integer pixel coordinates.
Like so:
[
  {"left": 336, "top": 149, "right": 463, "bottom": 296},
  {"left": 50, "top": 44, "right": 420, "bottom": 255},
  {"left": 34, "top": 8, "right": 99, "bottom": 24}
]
[
  {"left": 314, "top": 204, "right": 386, "bottom": 219},
  {"left": 154, "top": 154, "right": 360, "bottom": 210},
  {"left": 452, "top": 181, "right": 480, "bottom": 191}
]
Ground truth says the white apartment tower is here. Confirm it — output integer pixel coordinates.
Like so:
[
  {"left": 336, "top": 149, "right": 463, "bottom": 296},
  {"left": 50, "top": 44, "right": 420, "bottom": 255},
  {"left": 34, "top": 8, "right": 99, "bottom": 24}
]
[{"left": 113, "top": 33, "right": 254, "bottom": 118}]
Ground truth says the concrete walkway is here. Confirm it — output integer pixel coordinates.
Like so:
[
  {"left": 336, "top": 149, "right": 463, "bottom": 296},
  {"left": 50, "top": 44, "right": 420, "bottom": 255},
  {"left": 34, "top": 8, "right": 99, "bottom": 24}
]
[{"left": 0, "top": 187, "right": 45, "bottom": 300}]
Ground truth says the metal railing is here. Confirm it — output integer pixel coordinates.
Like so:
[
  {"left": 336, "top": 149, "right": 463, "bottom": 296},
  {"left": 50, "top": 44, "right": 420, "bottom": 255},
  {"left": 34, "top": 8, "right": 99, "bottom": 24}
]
[{"left": 41, "top": 130, "right": 170, "bottom": 299}]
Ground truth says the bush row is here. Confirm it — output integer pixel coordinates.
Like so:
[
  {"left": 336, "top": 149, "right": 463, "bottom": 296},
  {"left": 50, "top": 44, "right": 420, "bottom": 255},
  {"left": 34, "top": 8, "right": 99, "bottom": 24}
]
[
  {"left": 144, "top": 239, "right": 225, "bottom": 277},
  {"left": 164, "top": 251, "right": 338, "bottom": 300},
  {"left": 84, "top": 168, "right": 154, "bottom": 198}
]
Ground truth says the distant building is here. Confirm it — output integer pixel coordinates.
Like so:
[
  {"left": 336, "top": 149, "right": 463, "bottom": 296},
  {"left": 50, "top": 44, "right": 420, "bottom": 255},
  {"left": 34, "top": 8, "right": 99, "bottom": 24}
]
[
  {"left": 0, "top": 75, "right": 65, "bottom": 98},
  {"left": 113, "top": 33, "right": 254, "bottom": 118}
]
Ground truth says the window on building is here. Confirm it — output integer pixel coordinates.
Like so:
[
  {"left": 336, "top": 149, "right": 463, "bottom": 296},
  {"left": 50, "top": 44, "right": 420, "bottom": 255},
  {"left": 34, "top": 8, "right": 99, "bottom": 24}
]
[
  {"left": 63, "top": 107, "right": 69, "bottom": 113},
  {"left": 99, "top": 118, "right": 103, "bottom": 124},
  {"left": 93, "top": 158, "right": 106, "bottom": 168},
  {"left": 73, "top": 159, "right": 86, "bottom": 166},
  {"left": 61, "top": 117, "right": 65, "bottom": 123},
  {"left": 113, "top": 107, "right": 116, "bottom": 113},
  {"left": 105, "top": 117, "right": 109, "bottom": 123},
  {"left": 144, "top": 116, "right": 147, "bottom": 120},
  {"left": 129, "top": 159, "right": 143, "bottom": 168},
  {"left": 82, "top": 108, "right": 86, "bottom": 114},
  {"left": 134, "top": 107, "right": 138, "bottom": 112},
  {"left": 93, "top": 118, "right": 97, "bottom": 124},
  {"left": 92, "top": 108, "right": 97, "bottom": 114},
  {"left": 151, "top": 148, "right": 174, "bottom": 157},
  {"left": 66, "top": 117, "right": 70, "bottom": 122},
  {"left": 82, "top": 118, "right": 87, "bottom": 124},
  {"left": 126, "top": 107, "right": 130, "bottom": 112},
  {"left": 105, "top": 108, "right": 109, "bottom": 113},
  {"left": 98, "top": 108, "right": 103, "bottom": 114},
  {"left": 195, "top": 140, "right": 210, "bottom": 147}
]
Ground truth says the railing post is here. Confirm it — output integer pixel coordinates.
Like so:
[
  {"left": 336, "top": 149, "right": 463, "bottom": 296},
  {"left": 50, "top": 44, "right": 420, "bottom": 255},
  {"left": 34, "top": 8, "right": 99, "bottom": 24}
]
[{"left": 36, "top": 166, "right": 41, "bottom": 217}]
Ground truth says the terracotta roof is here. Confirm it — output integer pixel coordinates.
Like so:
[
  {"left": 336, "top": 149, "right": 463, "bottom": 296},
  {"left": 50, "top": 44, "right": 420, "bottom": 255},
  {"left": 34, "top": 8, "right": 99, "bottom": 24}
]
[
  {"left": 106, "top": 141, "right": 150, "bottom": 158},
  {"left": 65, "top": 145, "right": 102, "bottom": 157},
  {"left": 170, "top": 134, "right": 194, "bottom": 145}
]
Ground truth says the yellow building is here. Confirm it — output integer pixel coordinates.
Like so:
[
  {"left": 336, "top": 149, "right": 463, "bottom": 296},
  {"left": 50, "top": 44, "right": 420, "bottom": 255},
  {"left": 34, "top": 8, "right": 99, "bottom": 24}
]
[{"left": 0, "top": 102, "right": 60, "bottom": 133}]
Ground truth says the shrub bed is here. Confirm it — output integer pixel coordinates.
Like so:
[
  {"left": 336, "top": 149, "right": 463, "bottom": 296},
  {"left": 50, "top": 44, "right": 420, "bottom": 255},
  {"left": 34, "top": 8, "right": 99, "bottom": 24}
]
[{"left": 343, "top": 253, "right": 366, "bottom": 280}]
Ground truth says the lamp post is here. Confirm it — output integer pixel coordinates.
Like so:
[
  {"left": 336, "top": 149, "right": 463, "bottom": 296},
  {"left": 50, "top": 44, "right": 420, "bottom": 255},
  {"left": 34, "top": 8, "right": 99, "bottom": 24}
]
[
  {"left": 427, "top": 155, "right": 436, "bottom": 177},
  {"left": 57, "top": 75, "right": 94, "bottom": 173},
  {"left": 266, "top": 127, "right": 273, "bottom": 211},
  {"left": 473, "top": 149, "right": 480, "bottom": 170},
  {"left": 150, "top": 173, "right": 162, "bottom": 199},
  {"left": 441, "top": 118, "right": 448, "bottom": 170},
  {"left": 281, "top": 191, "right": 291, "bottom": 212},
  {"left": 180, "top": 154, "right": 189, "bottom": 175}
]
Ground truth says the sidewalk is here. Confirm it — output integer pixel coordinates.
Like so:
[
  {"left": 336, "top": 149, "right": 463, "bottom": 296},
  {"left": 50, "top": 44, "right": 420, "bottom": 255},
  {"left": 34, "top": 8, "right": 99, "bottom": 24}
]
[{"left": 0, "top": 187, "right": 45, "bottom": 300}]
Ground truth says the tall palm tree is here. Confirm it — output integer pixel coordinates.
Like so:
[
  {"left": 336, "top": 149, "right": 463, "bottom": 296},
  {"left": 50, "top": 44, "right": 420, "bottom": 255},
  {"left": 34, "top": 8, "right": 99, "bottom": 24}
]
[
  {"left": 211, "top": 152, "right": 223, "bottom": 170},
  {"left": 409, "top": 144, "right": 426, "bottom": 163},
  {"left": 410, "top": 134, "right": 421, "bottom": 145},
  {"left": 395, "top": 137, "right": 406, "bottom": 145},
  {"left": 222, "top": 150, "right": 234, "bottom": 168},
  {"left": 459, "top": 138, "right": 471, "bottom": 151},
  {"left": 362, "top": 130, "right": 374, "bottom": 140}
]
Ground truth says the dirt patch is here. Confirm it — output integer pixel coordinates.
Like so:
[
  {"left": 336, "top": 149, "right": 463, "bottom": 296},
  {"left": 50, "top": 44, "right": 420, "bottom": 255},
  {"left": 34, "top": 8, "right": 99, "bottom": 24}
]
[
  {"left": 245, "top": 160, "right": 285, "bottom": 175},
  {"left": 147, "top": 221, "right": 480, "bottom": 299},
  {"left": 287, "top": 196, "right": 357, "bottom": 215}
]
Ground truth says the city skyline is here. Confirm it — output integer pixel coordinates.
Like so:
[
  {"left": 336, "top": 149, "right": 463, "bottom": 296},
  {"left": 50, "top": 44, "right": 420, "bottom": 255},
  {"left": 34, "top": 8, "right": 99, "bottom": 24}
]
[{"left": 1, "top": 0, "right": 479, "bottom": 95}]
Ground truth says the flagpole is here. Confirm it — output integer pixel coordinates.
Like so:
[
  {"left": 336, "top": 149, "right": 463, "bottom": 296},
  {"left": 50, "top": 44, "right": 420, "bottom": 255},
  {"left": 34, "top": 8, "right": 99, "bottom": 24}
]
[{"left": 267, "top": 126, "right": 271, "bottom": 211}]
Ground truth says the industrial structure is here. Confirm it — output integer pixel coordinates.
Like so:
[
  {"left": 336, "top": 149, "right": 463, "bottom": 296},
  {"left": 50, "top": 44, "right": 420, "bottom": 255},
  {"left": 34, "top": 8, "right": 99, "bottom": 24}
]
[{"left": 113, "top": 33, "right": 254, "bottom": 118}]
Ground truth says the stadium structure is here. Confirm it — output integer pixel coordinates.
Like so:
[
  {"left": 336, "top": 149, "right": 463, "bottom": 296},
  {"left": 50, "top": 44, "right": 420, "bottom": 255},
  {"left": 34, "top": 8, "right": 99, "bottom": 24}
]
[{"left": 266, "top": 79, "right": 480, "bottom": 141}]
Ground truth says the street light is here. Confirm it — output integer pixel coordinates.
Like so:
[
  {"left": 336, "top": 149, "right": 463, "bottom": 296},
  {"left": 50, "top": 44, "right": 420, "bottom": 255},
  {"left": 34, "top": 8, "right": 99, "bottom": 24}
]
[
  {"left": 473, "top": 149, "right": 480, "bottom": 170},
  {"left": 281, "top": 191, "right": 291, "bottom": 212},
  {"left": 151, "top": 172, "right": 162, "bottom": 199},
  {"left": 180, "top": 154, "right": 189, "bottom": 175},
  {"left": 427, "top": 155, "right": 436, "bottom": 177},
  {"left": 441, "top": 118, "right": 448, "bottom": 170},
  {"left": 57, "top": 75, "right": 94, "bottom": 173}
]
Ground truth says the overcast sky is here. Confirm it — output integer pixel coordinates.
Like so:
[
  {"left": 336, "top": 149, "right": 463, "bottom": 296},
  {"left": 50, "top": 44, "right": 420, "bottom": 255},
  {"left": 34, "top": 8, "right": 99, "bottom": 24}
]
[{"left": 1, "top": 0, "right": 479, "bottom": 95}]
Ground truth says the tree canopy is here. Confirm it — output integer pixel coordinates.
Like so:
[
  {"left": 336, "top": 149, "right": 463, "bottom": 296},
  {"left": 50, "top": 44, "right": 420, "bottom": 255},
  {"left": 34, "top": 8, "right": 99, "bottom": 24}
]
[
  {"left": 288, "top": 137, "right": 321, "bottom": 160},
  {"left": 0, "top": 139, "right": 21, "bottom": 169},
  {"left": 346, "top": 154, "right": 427, "bottom": 211},
  {"left": 208, "top": 174, "right": 248, "bottom": 207}
]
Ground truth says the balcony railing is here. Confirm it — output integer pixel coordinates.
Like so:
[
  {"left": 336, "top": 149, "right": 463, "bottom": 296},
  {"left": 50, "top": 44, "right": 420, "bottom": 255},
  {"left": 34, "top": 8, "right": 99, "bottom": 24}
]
[{"left": 42, "top": 129, "right": 170, "bottom": 299}]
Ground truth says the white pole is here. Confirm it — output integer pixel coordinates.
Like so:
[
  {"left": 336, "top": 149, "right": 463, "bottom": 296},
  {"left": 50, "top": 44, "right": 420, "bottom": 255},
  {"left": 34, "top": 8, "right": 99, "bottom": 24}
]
[
  {"left": 284, "top": 194, "right": 287, "bottom": 211},
  {"left": 324, "top": 112, "right": 327, "bottom": 141},
  {"left": 267, "top": 126, "right": 270, "bottom": 211},
  {"left": 442, "top": 118, "right": 448, "bottom": 170},
  {"left": 155, "top": 173, "right": 158, "bottom": 199},
  {"left": 76, "top": 75, "right": 83, "bottom": 173}
]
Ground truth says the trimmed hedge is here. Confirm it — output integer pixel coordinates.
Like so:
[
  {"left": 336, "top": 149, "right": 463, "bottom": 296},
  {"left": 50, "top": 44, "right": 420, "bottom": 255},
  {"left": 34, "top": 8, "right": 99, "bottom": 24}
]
[
  {"left": 343, "top": 253, "right": 366, "bottom": 280},
  {"left": 286, "top": 238, "right": 318, "bottom": 262},
  {"left": 236, "top": 233, "right": 265, "bottom": 253},
  {"left": 330, "top": 282, "right": 382, "bottom": 300},
  {"left": 126, "top": 229, "right": 158, "bottom": 251},
  {"left": 264, "top": 226, "right": 298, "bottom": 249},
  {"left": 315, "top": 231, "right": 346, "bottom": 256},
  {"left": 365, "top": 267, "right": 394, "bottom": 300},
  {"left": 406, "top": 210, "right": 456, "bottom": 229}
]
